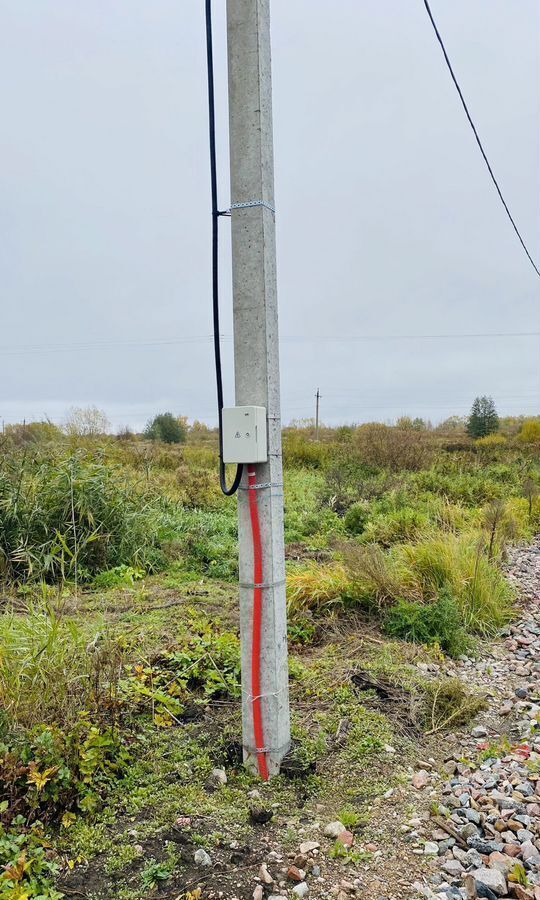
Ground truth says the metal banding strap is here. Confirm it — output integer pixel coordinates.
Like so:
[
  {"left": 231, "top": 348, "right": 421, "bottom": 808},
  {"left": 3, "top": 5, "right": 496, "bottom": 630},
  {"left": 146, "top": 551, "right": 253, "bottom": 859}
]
[
  {"left": 247, "top": 747, "right": 287, "bottom": 755},
  {"left": 231, "top": 199, "right": 276, "bottom": 214},
  {"left": 239, "top": 577, "right": 286, "bottom": 590},
  {"left": 239, "top": 481, "right": 283, "bottom": 491}
]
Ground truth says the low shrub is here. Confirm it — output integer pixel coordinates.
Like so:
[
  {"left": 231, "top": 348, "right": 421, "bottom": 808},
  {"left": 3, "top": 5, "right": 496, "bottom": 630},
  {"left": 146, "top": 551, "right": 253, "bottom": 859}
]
[
  {"left": 518, "top": 419, "right": 540, "bottom": 444},
  {"left": 384, "top": 591, "right": 470, "bottom": 656},
  {"left": 317, "top": 454, "right": 383, "bottom": 514},
  {"left": 343, "top": 532, "right": 515, "bottom": 637},
  {"left": 4, "top": 421, "right": 63, "bottom": 447},
  {"left": 0, "top": 720, "right": 130, "bottom": 826},
  {"left": 176, "top": 464, "right": 223, "bottom": 509},
  {"left": 344, "top": 502, "right": 370, "bottom": 535},
  {"left": 144, "top": 413, "right": 187, "bottom": 445},
  {"left": 121, "top": 626, "right": 241, "bottom": 726},
  {"left": 476, "top": 434, "right": 507, "bottom": 448},
  {"left": 396, "top": 535, "right": 515, "bottom": 635},
  {"left": 354, "top": 424, "right": 434, "bottom": 472},
  {"left": 282, "top": 433, "right": 329, "bottom": 468},
  {"left": 0, "top": 818, "right": 65, "bottom": 898}
]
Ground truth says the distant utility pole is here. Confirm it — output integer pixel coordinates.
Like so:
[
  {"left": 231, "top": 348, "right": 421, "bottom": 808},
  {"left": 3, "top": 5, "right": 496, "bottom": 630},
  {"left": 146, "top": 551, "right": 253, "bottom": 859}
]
[
  {"left": 227, "top": 0, "right": 291, "bottom": 775},
  {"left": 315, "top": 388, "right": 321, "bottom": 441}
]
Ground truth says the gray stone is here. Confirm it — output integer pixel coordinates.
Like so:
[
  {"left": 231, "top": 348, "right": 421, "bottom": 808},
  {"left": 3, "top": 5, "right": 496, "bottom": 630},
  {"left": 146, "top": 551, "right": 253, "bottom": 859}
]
[
  {"left": 194, "top": 848, "right": 212, "bottom": 867},
  {"left": 425, "top": 841, "right": 440, "bottom": 855},
  {"left": 466, "top": 850, "right": 484, "bottom": 869},
  {"left": 471, "top": 727, "right": 488, "bottom": 738},
  {"left": 323, "top": 821, "right": 347, "bottom": 838},
  {"left": 467, "top": 837, "right": 502, "bottom": 855},
  {"left": 517, "top": 828, "right": 534, "bottom": 842},
  {"left": 441, "top": 859, "right": 465, "bottom": 878},
  {"left": 465, "top": 809, "right": 482, "bottom": 825},
  {"left": 469, "top": 868, "right": 507, "bottom": 896},
  {"left": 210, "top": 767, "right": 227, "bottom": 785},
  {"left": 438, "top": 838, "right": 456, "bottom": 853},
  {"left": 516, "top": 782, "right": 535, "bottom": 797}
]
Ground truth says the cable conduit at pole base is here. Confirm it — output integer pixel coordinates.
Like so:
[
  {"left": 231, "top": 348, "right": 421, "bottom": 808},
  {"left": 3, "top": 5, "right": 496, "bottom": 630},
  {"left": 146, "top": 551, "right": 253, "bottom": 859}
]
[{"left": 247, "top": 465, "right": 269, "bottom": 781}]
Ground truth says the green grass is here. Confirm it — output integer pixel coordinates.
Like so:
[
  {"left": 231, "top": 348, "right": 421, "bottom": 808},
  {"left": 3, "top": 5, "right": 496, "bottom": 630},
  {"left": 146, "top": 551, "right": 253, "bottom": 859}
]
[
  {"left": 0, "top": 450, "right": 166, "bottom": 583},
  {"left": 0, "top": 601, "right": 109, "bottom": 728},
  {"left": 0, "top": 427, "right": 538, "bottom": 897}
]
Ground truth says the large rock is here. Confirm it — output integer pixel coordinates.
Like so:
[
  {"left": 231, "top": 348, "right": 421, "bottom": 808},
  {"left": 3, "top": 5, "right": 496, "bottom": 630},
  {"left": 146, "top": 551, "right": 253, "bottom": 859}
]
[{"left": 470, "top": 867, "right": 507, "bottom": 897}]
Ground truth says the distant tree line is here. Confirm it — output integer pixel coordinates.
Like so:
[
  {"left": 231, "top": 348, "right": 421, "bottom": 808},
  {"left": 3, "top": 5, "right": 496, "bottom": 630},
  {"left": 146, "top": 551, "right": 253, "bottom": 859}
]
[{"left": 4, "top": 397, "right": 540, "bottom": 447}]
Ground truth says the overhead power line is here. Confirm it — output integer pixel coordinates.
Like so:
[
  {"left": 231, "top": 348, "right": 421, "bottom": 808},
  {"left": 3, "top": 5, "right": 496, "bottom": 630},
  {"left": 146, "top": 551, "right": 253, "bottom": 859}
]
[
  {"left": 422, "top": 0, "right": 540, "bottom": 279},
  {"left": 282, "top": 331, "right": 540, "bottom": 343},
  {"left": 1, "top": 331, "right": 540, "bottom": 356},
  {"left": 0, "top": 335, "right": 217, "bottom": 356}
]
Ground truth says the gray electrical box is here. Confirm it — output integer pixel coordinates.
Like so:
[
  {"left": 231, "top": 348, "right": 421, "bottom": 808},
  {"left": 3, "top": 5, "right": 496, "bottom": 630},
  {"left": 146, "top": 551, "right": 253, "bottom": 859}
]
[{"left": 222, "top": 406, "right": 268, "bottom": 464}]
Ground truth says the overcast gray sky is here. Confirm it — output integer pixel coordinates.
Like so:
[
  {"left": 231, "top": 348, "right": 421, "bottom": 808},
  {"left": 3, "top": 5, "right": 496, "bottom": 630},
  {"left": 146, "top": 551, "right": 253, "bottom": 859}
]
[{"left": 1, "top": 1, "right": 539, "bottom": 430}]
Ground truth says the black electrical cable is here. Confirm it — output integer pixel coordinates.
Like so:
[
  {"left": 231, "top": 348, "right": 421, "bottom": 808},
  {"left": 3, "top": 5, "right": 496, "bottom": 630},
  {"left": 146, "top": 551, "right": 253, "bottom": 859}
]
[
  {"left": 205, "top": 0, "right": 243, "bottom": 496},
  {"left": 422, "top": 0, "right": 540, "bottom": 279}
]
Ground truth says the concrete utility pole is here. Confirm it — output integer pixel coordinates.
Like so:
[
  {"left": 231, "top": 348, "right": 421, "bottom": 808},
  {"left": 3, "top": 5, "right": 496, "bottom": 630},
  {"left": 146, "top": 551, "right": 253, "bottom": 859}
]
[
  {"left": 315, "top": 389, "right": 321, "bottom": 442},
  {"left": 226, "top": 0, "right": 291, "bottom": 775}
]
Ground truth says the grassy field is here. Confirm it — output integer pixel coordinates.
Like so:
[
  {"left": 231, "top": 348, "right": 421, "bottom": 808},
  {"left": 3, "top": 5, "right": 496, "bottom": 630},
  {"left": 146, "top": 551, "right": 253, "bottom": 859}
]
[{"left": 1, "top": 420, "right": 539, "bottom": 898}]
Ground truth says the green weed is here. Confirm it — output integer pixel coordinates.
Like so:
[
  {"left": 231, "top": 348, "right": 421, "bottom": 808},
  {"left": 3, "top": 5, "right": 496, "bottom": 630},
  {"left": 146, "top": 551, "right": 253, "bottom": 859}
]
[
  {"left": 384, "top": 591, "right": 471, "bottom": 657},
  {"left": 0, "top": 450, "right": 165, "bottom": 583}
]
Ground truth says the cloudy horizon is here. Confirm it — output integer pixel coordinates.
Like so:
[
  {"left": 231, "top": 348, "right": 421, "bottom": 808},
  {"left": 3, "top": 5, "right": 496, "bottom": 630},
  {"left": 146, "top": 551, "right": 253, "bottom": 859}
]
[{"left": 1, "top": 1, "right": 539, "bottom": 431}]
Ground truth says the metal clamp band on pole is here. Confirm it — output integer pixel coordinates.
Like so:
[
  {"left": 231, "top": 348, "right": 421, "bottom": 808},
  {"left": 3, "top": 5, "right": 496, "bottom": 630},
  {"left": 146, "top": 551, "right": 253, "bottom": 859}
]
[
  {"left": 239, "top": 481, "right": 283, "bottom": 491},
  {"left": 231, "top": 199, "right": 276, "bottom": 214},
  {"left": 239, "top": 578, "right": 286, "bottom": 590},
  {"left": 246, "top": 744, "right": 281, "bottom": 754}
]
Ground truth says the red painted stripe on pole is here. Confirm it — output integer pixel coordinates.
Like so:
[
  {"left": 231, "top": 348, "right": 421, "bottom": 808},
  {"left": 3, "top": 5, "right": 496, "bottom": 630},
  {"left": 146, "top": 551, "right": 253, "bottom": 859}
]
[{"left": 247, "top": 465, "right": 269, "bottom": 781}]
